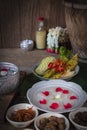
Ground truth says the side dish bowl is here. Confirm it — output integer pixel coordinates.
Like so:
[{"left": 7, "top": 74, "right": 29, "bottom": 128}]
[
  {"left": 34, "top": 112, "right": 70, "bottom": 130},
  {"left": 69, "top": 107, "right": 87, "bottom": 130},
  {"left": 6, "top": 103, "right": 38, "bottom": 128}
]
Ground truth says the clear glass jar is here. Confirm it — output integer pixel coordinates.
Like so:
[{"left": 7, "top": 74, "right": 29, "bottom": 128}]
[{"left": 36, "top": 17, "right": 46, "bottom": 49}]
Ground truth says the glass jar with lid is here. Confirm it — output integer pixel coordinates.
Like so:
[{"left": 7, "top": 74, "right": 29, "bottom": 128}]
[{"left": 35, "top": 17, "right": 46, "bottom": 49}]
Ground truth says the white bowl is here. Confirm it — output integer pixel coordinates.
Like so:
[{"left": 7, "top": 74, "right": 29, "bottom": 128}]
[
  {"left": 6, "top": 103, "right": 38, "bottom": 128},
  {"left": 69, "top": 107, "right": 87, "bottom": 130},
  {"left": 0, "top": 62, "right": 19, "bottom": 94},
  {"left": 27, "top": 80, "right": 87, "bottom": 113},
  {"left": 34, "top": 112, "right": 70, "bottom": 130}
]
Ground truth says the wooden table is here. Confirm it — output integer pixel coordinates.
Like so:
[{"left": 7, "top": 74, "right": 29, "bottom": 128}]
[
  {"left": 0, "top": 48, "right": 87, "bottom": 130},
  {"left": 0, "top": 48, "right": 57, "bottom": 129}
]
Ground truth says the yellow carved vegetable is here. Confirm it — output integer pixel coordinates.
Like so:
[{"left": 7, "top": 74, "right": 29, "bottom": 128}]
[
  {"left": 66, "top": 54, "right": 78, "bottom": 71},
  {"left": 35, "top": 56, "right": 56, "bottom": 75},
  {"left": 43, "top": 69, "right": 55, "bottom": 78},
  {"left": 51, "top": 72, "right": 63, "bottom": 79}
]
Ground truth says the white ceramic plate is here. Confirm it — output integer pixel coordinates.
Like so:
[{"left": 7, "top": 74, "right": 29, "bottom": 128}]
[
  {"left": 32, "top": 64, "right": 80, "bottom": 81},
  {"left": 27, "top": 80, "right": 87, "bottom": 113}
]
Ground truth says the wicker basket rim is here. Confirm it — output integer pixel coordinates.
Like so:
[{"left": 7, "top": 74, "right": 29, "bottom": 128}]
[{"left": 64, "top": 2, "right": 87, "bottom": 9}]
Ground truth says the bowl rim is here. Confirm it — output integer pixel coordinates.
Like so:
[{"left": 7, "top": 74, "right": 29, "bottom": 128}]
[
  {"left": 26, "top": 80, "right": 87, "bottom": 114},
  {"left": 6, "top": 103, "right": 38, "bottom": 124},
  {"left": 0, "top": 61, "right": 19, "bottom": 79},
  {"left": 69, "top": 107, "right": 87, "bottom": 128},
  {"left": 34, "top": 112, "right": 70, "bottom": 130},
  {"left": 32, "top": 63, "right": 80, "bottom": 81}
]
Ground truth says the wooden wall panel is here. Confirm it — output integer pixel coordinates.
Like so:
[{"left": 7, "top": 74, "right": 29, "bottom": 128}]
[
  {"left": 0, "top": 0, "right": 20, "bottom": 48},
  {"left": 19, "top": 0, "right": 39, "bottom": 41},
  {"left": 0, "top": 0, "right": 65, "bottom": 48}
]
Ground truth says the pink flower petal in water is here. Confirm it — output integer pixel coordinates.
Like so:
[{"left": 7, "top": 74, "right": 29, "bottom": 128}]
[
  {"left": 39, "top": 99, "right": 47, "bottom": 104},
  {"left": 50, "top": 102, "right": 59, "bottom": 109},
  {"left": 1, "top": 68, "right": 8, "bottom": 71},
  {"left": 64, "top": 103, "right": 72, "bottom": 109},
  {"left": 42, "top": 91, "right": 49, "bottom": 96},
  {"left": 63, "top": 90, "right": 69, "bottom": 94},
  {"left": 56, "top": 87, "right": 63, "bottom": 92},
  {"left": 70, "top": 96, "right": 77, "bottom": 100}
]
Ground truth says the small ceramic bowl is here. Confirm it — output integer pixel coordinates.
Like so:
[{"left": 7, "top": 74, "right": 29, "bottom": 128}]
[
  {"left": 69, "top": 107, "right": 87, "bottom": 130},
  {"left": 6, "top": 103, "right": 38, "bottom": 128},
  {"left": 0, "top": 62, "right": 19, "bottom": 94},
  {"left": 34, "top": 112, "right": 70, "bottom": 130},
  {"left": 20, "top": 39, "right": 34, "bottom": 51}
]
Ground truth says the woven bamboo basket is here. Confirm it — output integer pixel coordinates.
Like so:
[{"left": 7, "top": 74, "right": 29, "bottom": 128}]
[{"left": 64, "top": 1, "right": 87, "bottom": 59}]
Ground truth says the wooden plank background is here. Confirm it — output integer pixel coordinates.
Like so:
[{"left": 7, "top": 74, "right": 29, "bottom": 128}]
[{"left": 0, "top": 0, "right": 66, "bottom": 48}]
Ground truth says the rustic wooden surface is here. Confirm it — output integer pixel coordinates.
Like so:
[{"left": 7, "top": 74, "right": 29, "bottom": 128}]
[
  {"left": 0, "top": 48, "right": 87, "bottom": 130},
  {"left": 0, "top": 48, "right": 56, "bottom": 122},
  {"left": 0, "top": 48, "right": 57, "bottom": 68},
  {"left": 0, "top": 0, "right": 65, "bottom": 48}
]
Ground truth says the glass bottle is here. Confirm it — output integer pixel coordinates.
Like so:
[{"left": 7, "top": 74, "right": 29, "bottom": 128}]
[{"left": 36, "top": 17, "right": 46, "bottom": 49}]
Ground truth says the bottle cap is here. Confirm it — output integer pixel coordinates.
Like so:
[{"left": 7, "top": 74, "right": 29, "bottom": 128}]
[{"left": 38, "top": 17, "right": 44, "bottom": 21}]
